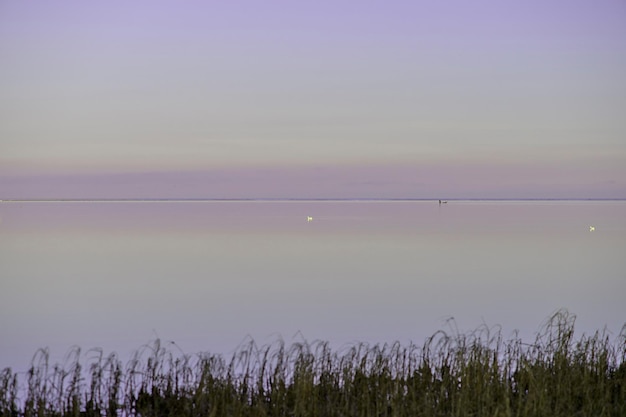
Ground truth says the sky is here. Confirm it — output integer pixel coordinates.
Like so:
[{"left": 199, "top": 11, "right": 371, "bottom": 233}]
[{"left": 1, "top": 0, "right": 625, "bottom": 199}]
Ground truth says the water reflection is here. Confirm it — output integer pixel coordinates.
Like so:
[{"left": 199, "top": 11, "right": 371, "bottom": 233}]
[{"left": 0, "top": 200, "right": 624, "bottom": 372}]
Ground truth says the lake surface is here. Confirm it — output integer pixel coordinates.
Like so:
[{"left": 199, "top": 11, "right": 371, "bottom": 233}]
[{"left": 1, "top": 200, "right": 625, "bottom": 371}]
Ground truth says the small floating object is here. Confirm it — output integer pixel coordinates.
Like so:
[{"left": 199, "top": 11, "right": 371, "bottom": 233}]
[
  {"left": 589, "top": 226, "right": 595, "bottom": 232},
  {"left": 438, "top": 200, "right": 447, "bottom": 204},
  {"left": 307, "top": 216, "right": 313, "bottom": 222}
]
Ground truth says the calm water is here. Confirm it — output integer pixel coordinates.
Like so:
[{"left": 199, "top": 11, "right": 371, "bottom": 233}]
[{"left": 1, "top": 200, "right": 625, "bottom": 371}]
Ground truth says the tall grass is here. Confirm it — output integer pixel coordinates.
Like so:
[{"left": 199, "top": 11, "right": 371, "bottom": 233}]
[{"left": 1, "top": 310, "right": 624, "bottom": 417}]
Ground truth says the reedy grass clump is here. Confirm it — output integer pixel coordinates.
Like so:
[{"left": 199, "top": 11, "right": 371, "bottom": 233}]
[{"left": 1, "top": 310, "right": 624, "bottom": 417}]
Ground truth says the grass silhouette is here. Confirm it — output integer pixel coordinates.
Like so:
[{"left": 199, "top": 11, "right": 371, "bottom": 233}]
[{"left": 1, "top": 310, "right": 624, "bottom": 417}]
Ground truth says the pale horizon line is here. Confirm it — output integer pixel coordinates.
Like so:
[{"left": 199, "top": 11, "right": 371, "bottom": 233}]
[{"left": 1, "top": 197, "right": 625, "bottom": 203}]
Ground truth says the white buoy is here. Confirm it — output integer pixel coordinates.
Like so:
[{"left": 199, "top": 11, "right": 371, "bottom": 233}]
[
  {"left": 307, "top": 216, "right": 313, "bottom": 222},
  {"left": 589, "top": 226, "right": 595, "bottom": 232}
]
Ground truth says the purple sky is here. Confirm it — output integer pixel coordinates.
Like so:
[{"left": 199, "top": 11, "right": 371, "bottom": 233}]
[{"left": 1, "top": 0, "right": 625, "bottom": 199}]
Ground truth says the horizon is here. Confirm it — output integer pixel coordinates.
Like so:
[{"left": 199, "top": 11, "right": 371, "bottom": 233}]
[
  {"left": 2, "top": 164, "right": 625, "bottom": 200},
  {"left": 2, "top": 198, "right": 626, "bottom": 202}
]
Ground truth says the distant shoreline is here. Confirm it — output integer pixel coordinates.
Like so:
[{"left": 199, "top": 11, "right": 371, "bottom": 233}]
[{"left": 1, "top": 198, "right": 625, "bottom": 203}]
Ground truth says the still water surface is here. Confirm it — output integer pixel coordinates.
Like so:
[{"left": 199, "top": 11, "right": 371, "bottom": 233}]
[{"left": 1, "top": 200, "right": 625, "bottom": 371}]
